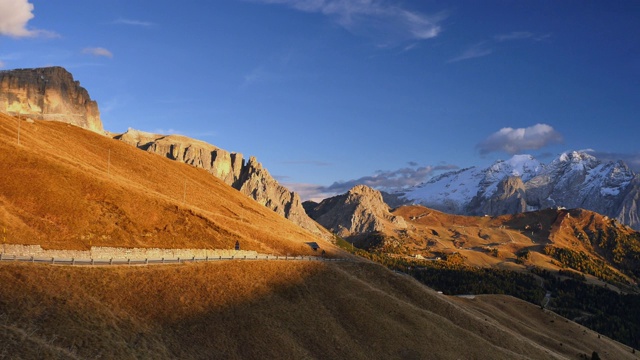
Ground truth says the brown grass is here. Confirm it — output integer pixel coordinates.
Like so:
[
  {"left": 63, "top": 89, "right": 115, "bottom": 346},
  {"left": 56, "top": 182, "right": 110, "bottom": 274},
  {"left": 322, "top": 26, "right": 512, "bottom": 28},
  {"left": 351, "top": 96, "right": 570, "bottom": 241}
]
[
  {"left": 1, "top": 115, "right": 637, "bottom": 358},
  {"left": 382, "top": 205, "right": 640, "bottom": 284},
  {"left": 0, "top": 114, "right": 336, "bottom": 256},
  {"left": 0, "top": 261, "right": 636, "bottom": 359}
]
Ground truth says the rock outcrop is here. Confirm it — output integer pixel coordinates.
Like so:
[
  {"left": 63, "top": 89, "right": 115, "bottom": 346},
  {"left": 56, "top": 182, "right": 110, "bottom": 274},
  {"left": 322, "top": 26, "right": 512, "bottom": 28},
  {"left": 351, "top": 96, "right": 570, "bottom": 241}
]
[
  {"left": 0, "top": 67, "right": 103, "bottom": 133},
  {"left": 114, "top": 128, "right": 328, "bottom": 239},
  {"left": 474, "top": 176, "right": 527, "bottom": 216},
  {"left": 304, "top": 185, "right": 406, "bottom": 238}
]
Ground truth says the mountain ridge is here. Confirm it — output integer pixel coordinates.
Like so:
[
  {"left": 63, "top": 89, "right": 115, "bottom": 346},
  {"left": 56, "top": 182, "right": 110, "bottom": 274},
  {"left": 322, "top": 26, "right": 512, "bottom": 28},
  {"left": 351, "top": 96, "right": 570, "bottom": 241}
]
[
  {"left": 0, "top": 66, "right": 327, "bottom": 239},
  {"left": 0, "top": 112, "right": 333, "bottom": 254},
  {"left": 306, "top": 184, "right": 640, "bottom": 290},
  {"left": 396, "top": 151, "right": 640, "bottom": 230},
  {"left": 114, "top": 128, "right": 328, "bottom": 239}
]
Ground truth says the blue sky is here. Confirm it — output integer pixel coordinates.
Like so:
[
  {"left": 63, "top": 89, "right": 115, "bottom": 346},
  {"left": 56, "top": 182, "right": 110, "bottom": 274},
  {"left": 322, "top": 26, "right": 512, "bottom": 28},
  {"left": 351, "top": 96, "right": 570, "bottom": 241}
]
[{"left": 1, "top": 0, "right": 639, "bottom": 201}]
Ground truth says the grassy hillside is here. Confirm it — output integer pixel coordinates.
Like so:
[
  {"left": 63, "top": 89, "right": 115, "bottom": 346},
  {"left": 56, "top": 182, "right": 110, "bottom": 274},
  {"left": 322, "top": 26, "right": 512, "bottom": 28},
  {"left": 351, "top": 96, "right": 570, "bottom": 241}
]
[
  {"left": 1, "top": 261, "right": 636, "bottom": 359},
  {"left": 0, "top": 114, "right": 332, "bottom": 256},
  {"left": 361, "top": 205, "right": 640, "bottom": 289},
  {"left": 334, "top": 204, "right": 640, "bottom": 348},
  {"left": 1, "top": 114, "right": 638, "bottom": 359}
]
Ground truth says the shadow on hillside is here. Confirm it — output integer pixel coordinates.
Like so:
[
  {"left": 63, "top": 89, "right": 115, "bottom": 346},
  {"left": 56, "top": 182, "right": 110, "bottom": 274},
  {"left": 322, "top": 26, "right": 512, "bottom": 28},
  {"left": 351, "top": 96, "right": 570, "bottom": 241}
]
[{"left": 0, "top": 261, "right": 635, "bottom": 360}]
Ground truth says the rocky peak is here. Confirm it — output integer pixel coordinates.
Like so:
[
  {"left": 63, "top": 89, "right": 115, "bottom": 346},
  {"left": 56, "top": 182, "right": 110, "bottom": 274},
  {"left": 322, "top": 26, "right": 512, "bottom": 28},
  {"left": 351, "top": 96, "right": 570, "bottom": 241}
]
[
  {"left": 557, "top": 150, "right": 597, "bottom": 165},
  {"left": 346, "top": 185, "right": 386, "bottom": 205},
  {"left": 304, "top": 185, "right": 406, "bottom": 238},
  {"left": 0, "top": 66, "right": 103, "bottom": 133}
]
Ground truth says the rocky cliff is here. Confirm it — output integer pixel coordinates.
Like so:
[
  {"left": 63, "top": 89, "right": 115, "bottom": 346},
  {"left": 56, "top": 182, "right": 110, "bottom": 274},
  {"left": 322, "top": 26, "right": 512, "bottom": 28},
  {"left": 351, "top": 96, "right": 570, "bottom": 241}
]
[
  {"left": 304, "top": 185, "right": 406, "bottom": 238},
  {"left": 0, "top": 67, "right": 103, "bottom": 133},
  {"left": 115, "top": 128, "right": 328, "bottom": 239},
  {"left": 473, "top": 176, "right": 527, "bottom": 216}
]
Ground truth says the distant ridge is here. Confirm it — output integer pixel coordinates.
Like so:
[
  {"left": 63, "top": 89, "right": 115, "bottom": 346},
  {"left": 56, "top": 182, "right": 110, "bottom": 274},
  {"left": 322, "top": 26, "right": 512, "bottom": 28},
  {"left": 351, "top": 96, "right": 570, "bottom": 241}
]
[
  {"left": 306, "top": 184, "right": 640, "bottom": 291},
  {"left": 395, "top": 151, "right": 640, "bottom": 230}
]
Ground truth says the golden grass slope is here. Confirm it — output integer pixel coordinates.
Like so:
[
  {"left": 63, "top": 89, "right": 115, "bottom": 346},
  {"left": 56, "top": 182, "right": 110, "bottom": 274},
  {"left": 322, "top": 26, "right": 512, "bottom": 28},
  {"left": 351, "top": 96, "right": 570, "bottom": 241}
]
[
  {"left": 0, "top": 114, "right": 333, "bottom": 255},
  {"left": 379, "top": 205, "right": 639, "bottom": 285},
  {"left": 1, "top": 261, "right": 636, "bottom": 359}
]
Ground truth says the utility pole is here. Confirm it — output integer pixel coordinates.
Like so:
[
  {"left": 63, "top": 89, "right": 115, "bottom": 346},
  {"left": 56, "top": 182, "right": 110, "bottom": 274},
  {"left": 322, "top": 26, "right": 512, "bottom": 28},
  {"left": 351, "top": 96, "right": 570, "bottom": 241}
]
[
  {"left": 16, "top": 113, "right": 21, "bottom": 145},
  {"left": 183, "top": 180, "right": 187, "bottom": 204}
]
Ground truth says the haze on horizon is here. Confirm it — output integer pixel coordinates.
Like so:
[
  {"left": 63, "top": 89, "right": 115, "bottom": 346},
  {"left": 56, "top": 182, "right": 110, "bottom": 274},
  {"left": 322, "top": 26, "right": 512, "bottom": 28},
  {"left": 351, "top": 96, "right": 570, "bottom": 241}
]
[{"left": 1, "top": 0, "right": 639, "bottom": 201}]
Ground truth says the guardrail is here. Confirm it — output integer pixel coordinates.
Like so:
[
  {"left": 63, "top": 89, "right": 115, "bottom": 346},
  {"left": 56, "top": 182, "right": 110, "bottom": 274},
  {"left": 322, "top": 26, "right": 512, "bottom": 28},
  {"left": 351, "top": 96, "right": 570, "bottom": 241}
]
[{"left": 0, "top": 253, "right": 348, "bottom": 266}]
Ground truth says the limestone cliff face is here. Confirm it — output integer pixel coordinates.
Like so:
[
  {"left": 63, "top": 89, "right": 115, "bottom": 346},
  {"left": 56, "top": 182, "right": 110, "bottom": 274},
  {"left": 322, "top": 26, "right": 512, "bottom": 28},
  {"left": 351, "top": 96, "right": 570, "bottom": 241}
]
[
  {"left": 471, "top": 176, "right": 527, "bottom": 216},
  {"left": 235, "top": 157, "right": 323, "bottom": 236},
  {"left": 0, "top": 67, "right": 103, "bottom": 133},
  {"left": 304, "top": 185, "right": 406, "bottom": 238},
  {"left": 114, "top": 129, "right": 328, "bottom": 239},
  {"left": 615, "top": 175, "right": 640, "bottom": 230},
  {"left": 115, "top": 129, "right": 244, "bottom": 185}
]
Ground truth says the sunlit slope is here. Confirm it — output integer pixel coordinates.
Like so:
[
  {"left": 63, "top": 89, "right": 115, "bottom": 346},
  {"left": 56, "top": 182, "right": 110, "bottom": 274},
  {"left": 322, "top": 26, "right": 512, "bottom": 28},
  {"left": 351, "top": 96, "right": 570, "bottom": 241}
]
[
  {"left": 0, "top": 114, "right": 332, "bottom": 255},
  {"left": 383, "top": 206, "right": 640, "bottom": 286},
  {"left": 1, "top": 261, "right": 635, "bottom": 359}
]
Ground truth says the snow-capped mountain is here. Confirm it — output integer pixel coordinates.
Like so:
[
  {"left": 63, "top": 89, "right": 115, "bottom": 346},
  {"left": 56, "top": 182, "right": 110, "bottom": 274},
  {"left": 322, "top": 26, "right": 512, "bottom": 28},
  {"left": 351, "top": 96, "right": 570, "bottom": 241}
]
[
  {"left": 525, "top": 151, "right": 634, "bottom": 213},
  {"left": 401, "top": 154, "right": 542, "bottom": 214},
  {"left": 397, "top": 151, "right": 640, "bottom": 230}
]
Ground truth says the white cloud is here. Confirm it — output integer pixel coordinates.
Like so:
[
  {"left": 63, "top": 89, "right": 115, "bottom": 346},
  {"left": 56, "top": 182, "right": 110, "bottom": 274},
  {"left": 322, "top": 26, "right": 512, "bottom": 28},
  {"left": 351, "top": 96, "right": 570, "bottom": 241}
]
[
  {"left": 448, "top": 42, "right": 492, "bottom": 63},
  {"left": 583, "top": 150, "right": 640, "bottom": 173},
  {"left": 494, "top": 31, "right": 533, "bottom": 42},
  {"left": 477, "top": 123, "right": 563, "bottom": 155},
  {"left": 283, "top": 182, "right": 336, "bottom": 203},
  {"left": 402, "top": 42, "right": 418, "bottom": 52},
  {"left": 113, "top": 18, "right": 154, "bottom": 27},
  {"left": 450, "top": 31, "right": 549, "bottom": 63},
  {"left": 0, "top": 0, "right": 33, "bottom": 37},
  {"left": 286, "top": 163, "right": 459, "bottom": 201},
  {"left": 242, "top": 66, "right": 269, "bottom": 87},
  {"left": 252, "top": 0, "right": 444, "bottom": 44},
  {"left": 82, "top": 47, "right": 114, "bottom": 58},
  {"left": 494, "top": 31, "right": 551, "bottom": 42},
  {"left": 0, "top": 0, "right": 57, "bottom": 38},
  {"left": 0, "top": 60, "right": 5, "bottom": 68}
]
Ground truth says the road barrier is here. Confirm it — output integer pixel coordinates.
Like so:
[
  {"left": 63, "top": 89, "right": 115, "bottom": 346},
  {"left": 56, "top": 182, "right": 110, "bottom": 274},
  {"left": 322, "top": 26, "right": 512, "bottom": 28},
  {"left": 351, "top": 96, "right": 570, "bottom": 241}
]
[{"left": 0, "top": 252, "right": 348, "bottom": 266}]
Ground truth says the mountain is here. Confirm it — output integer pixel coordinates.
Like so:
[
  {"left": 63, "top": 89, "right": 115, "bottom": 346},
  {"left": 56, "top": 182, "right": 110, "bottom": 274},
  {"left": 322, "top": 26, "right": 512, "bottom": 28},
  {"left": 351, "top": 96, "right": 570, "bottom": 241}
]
[
  {"left": 114, "top": 128, "right": 328, "bottom": 239},
  {"left": 0, "top": 67, "right": 102, "bottom": 133},
  {"left": 398, "top": 151, "right": 640, "bottom": 230},
  {"left": 2, "top": 69, "right": 639, "bottom": 358},
  {"left": 0, "top": 66, "right": 326, "bottom": 239},
  {"left": 305, "top": 185, "right": 640, "bottom": 347},
  {"left": 4, "top": 114, "right": 637, "bottom": 359},
  {"left": 304, "top": 185, "right": 406, "bottom": 239},
  {"left": 398, "top": 154, "right": 542, "bottom": 214},
  {"left": 0, "top": 112, "right": 331, "bottom": 254},
  {"left": 308, "top": 185, "right": 640, "bottom": 287}
]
